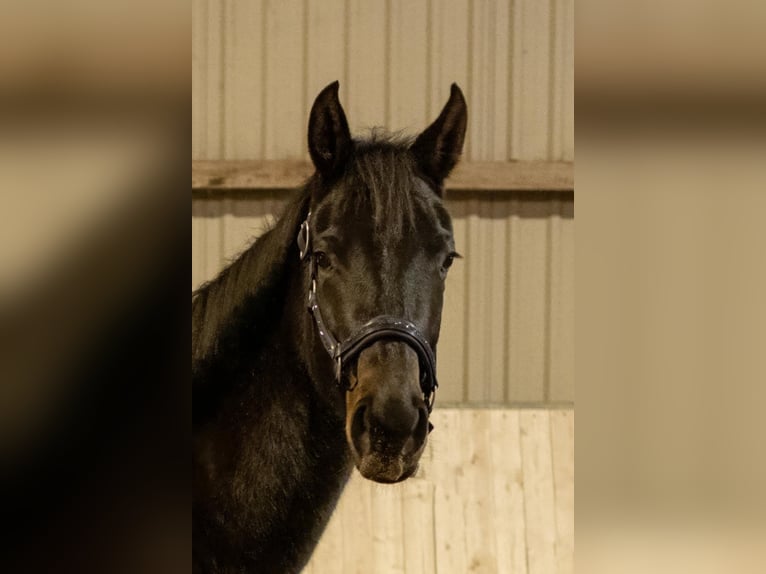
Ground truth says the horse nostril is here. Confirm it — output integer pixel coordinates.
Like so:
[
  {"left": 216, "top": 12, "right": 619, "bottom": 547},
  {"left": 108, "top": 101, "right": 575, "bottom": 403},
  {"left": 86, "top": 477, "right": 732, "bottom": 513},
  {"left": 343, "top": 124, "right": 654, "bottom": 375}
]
[
  {"left": 350, "top": 403, "right": 371, "bottom": 457},
  {"left": 352, "top": 404, "right": 368, "bottom": 437}
]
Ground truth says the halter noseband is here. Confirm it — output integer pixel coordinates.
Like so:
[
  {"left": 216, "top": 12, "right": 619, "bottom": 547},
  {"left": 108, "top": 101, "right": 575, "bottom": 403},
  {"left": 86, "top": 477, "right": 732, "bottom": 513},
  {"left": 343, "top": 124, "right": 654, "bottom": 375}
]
[{"left": 297, "top": 211, "right": 438, "bottom": 413}]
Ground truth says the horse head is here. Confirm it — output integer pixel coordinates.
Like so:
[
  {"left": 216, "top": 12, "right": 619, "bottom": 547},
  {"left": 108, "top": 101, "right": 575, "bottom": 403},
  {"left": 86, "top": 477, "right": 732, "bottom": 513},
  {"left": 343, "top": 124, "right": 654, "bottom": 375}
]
[{"left": 299, "top": 81, "right": 467, "bottom": 483}]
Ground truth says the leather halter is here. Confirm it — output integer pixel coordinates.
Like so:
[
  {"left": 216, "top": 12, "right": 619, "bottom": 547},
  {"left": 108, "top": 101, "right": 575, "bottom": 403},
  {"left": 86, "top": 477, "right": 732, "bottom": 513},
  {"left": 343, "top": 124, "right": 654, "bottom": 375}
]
[{"left": 297, "top": 211, "right": 438, "bottom": 413}]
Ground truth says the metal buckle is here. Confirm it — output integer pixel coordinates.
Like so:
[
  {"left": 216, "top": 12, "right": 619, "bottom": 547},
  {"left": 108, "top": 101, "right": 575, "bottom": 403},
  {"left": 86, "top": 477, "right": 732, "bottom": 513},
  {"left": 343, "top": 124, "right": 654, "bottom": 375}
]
[
  {"left": 297, "top": 212, "right": 311, "bottom": 260},
  {"left": 334, "top": 354, "right": 343, "bottom": 383}
]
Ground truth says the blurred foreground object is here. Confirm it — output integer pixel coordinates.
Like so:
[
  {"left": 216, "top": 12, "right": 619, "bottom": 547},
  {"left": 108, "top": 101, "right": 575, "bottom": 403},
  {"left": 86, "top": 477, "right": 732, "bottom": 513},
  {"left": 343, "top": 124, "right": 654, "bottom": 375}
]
[
  {"left": 0, "top": 1, "right": 188, "bottom": 572},
  {"left": 577, "top": 1, "right": 766, "bottom": 573}
]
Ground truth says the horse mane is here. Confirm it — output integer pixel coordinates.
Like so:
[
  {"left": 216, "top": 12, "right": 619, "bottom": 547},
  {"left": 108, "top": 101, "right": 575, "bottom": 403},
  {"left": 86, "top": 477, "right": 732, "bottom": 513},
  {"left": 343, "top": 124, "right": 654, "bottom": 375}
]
[{"left": 191, "top": 188, "right": 310, "bottom": 376}]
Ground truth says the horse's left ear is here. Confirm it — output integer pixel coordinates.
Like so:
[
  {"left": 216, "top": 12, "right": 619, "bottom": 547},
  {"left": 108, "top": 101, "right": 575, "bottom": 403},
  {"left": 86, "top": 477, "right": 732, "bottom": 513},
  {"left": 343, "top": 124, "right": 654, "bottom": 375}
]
[
  {"left": 308, "top": 81, "right": 352, "bottom": 180},
  {"left": 410, "top": 84, "right": 467, "bottom": 191}
]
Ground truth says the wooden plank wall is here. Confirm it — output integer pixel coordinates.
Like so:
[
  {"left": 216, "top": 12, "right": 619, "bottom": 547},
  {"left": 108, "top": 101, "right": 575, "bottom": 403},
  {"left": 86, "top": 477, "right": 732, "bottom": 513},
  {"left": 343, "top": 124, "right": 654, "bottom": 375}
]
[
  {"left": 301, "top": 408, "right": 574, "bottom": 574},
  {"left": 192, "top": 191, "right": 574, "bottom": 404},
  {"left": 192, "top": 0, "right": 574, "bottom": 163}
]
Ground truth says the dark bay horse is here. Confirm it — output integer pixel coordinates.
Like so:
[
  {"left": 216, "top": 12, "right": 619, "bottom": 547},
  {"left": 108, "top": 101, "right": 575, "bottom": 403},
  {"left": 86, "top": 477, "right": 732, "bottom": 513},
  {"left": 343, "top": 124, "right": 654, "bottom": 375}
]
[{"left": 192, "top": 81, "right": 467, "bottom": 573}]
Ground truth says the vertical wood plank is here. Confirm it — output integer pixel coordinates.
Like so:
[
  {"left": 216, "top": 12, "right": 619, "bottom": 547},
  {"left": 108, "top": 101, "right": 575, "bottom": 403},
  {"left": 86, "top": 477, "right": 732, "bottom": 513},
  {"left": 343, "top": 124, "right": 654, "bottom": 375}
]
[
  {"left": 520, "top": 410, "right": 557, "bottom": 574},
  {"left": 490, "top": 410, "right": 528, "bottom": 574},
  {"left": 346, "top": 0, "right": 387, "bottom": 131},
  {"left": 342, "top": 474, "right": 375, "bottom": 574},
  {"left": 371, "top": 482, "right": 405, "bottom": 574},
  {"left": 224, "top": 0, "right": 265, "bottom": 159},
  {"left": 430, "top": 410, "right": 468, "bottom": 573},
  {"left": 550, "top": 409, "right": 574, "bottom": 574},
  {"left": 439, "top": 199, "right": 468, "bottom": 403},
  {"left": 461, "top": 409, "right": 497, "bottom": 572},
  {"left": 510, "top": 0, "right": 552, "bottom": 160},
  {"left": 508, "top": 200, "right": 550, "bottom": 402},
  {"left": 264, "top": 0, "right": 305, "bottom": 159},
  {"left": 308, "top": 496, "right": 346, "bottom": 573},
  {"left": 388, "top": 0, "right": 428, "bottom": 132},
  {"left": 401, "top": 479, "right": 436, "bottom": 574}
]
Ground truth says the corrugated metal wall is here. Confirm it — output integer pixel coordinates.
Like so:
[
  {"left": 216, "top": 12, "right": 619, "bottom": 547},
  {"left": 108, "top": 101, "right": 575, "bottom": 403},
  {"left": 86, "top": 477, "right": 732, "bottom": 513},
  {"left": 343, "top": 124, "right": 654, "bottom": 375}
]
[{"left": 192, "top": 0, "right": 574, "bottom": 162}]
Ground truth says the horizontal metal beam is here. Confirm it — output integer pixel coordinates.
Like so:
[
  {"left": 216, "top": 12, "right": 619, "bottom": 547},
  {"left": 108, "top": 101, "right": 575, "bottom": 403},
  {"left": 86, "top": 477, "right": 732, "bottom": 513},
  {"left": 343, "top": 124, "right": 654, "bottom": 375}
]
[{"left": 192, "top": 160, "right": 573, "bottom": 193}]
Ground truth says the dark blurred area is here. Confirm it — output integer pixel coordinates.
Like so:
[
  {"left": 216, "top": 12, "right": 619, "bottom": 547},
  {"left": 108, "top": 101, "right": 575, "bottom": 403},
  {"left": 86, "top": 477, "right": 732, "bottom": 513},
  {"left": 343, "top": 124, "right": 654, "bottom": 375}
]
[
  {"left": 0, "top": 1, "right": 188, "bottom": 572},
  {"left": 577, "top": 0, "right": 766, "bottom": 572}
]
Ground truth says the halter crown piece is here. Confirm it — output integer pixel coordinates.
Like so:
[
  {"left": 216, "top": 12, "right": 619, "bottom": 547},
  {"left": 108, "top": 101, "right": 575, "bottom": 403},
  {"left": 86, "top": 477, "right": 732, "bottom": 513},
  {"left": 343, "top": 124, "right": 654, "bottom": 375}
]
[{"left": 297, "top": 211, "right": 438, "bottom": 413}]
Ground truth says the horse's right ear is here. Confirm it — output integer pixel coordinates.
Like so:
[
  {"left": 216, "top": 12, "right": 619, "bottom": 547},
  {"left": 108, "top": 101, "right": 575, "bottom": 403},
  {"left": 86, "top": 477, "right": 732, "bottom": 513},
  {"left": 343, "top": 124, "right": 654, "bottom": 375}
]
[{"left": 308, "top": 81, "right": 352, "bottom": 180}]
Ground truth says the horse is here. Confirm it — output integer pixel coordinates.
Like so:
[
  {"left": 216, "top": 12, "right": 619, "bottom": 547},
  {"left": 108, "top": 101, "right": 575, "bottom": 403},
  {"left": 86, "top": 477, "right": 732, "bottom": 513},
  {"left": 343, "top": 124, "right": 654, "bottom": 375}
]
[{"left": 192, "top": 81, "right": 467, "bottom": 573}]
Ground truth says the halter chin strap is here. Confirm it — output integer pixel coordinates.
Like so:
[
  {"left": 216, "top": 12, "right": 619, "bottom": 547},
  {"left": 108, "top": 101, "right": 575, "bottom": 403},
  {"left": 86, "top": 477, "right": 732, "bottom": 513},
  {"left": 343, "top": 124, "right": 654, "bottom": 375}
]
[{"left": 297, "top": 211, "right": 438, "bottom": 413}]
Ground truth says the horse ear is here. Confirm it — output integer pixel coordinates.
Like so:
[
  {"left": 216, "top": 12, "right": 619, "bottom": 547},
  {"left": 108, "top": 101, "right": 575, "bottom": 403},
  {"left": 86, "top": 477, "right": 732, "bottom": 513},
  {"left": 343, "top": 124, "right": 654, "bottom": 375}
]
[
  {"left": 308, "top": 81, "right": 352, "bottom": 179},
  {"left": 410, "top": 84, "right": 467, "bottom": 190}
]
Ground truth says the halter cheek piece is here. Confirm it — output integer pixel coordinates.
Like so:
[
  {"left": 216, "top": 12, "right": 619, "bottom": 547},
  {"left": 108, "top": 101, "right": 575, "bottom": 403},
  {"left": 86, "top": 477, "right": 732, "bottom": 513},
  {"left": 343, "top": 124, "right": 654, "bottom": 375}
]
[{"left": 297, "top": 212, "right": 438, "bottom": 413}]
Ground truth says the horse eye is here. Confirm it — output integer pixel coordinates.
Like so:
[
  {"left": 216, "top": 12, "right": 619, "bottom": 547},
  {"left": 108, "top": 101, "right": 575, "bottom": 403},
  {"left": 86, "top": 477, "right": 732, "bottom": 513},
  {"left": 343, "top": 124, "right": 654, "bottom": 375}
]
[
  {"left": 314, "top": 251, "right": 331, "bottom": 269},
  {"left": 442, "top": 254, "right": 455, "bottom": 270},
  {"left": 442, "top": 252, "right": 460, "bottom": 272}
]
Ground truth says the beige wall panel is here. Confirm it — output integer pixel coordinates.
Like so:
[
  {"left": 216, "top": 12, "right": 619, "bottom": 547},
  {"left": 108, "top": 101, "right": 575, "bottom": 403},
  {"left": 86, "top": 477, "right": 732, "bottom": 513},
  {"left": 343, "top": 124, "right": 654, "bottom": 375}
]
[
  {"left": 306, "top": 0, "right": 346, "bottom": 140},
  {"left": 347, "top": 0, "right": 387, "bottom": 132},
  {"left": 507, "top": 199, "right": 550, "bottom": 402},
  {"left": 192, "top": 0, "right": 574, "bottom": 161},
  {"left": 510, "top": 0, "right": 552, "bottom": 160},
  {"left": 192, "top": 0, "right": 206, "bottom": 159},
  {"left": 300, "top": 408, "right": 573, "bottom": 573},
  {"left": 549, "top": 200, "right": 575, "bottom": 401},
  {"left": 223, "top": 0, "right": 265, "bottom": 159},
  {"left": 206, "top": 0, "right": 225, "bottom": 158},
  {"left": 192, "top": 193, "right": 574, "bottom": 405},
  {"left": 437, "top": 199, "right": 468, "bottom": 403},
  {"left": 468, "top": 0, "right": 511, "bottom": 161},
  {"left": 264, "top": 0, "right": 305, "bottom": 160},
  {"left": 388, "top": 0, "right": 429, "bottom": 131},
  {"left": 551, "top": 0, "right": 575, "bottom": 161},
  {"left": 465, "top": 197, "right": 488, "bottom": 402},
  {"left": 428, "top": 0, "right": 470, "bottom": 141}
]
